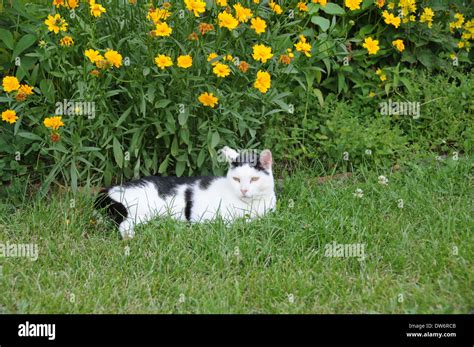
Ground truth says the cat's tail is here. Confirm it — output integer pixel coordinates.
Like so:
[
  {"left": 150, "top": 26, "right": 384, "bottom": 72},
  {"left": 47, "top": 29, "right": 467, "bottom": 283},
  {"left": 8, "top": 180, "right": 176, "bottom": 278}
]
[{"left": 94, "top": 188, "right": 128, "bottom": 226}]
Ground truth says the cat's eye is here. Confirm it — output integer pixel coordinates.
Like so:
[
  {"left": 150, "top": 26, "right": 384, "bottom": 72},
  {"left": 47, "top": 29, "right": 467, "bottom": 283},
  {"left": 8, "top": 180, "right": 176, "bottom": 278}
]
[
  {"left": 233, "top": 177, "right": 240, "bottom": 182},
  {"left": 251, "top": 177, "right": 260, "bottom": 182}
]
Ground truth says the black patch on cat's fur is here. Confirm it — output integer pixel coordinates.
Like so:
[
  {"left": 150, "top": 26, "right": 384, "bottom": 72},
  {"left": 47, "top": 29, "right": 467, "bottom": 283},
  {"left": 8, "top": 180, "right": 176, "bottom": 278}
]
[
  {"left": 199, "top": 176, "right": 218, "bottom": 190},
  {"left": 231, "top": 152, "right": 269, "bottom": 174},
  {"left": 96, "top": 176, "right": 218, "bottom": 225},
  {"left": 184, "top": 187, "right": 193, "bottom": 221},
  {"left": 94, "top": 189, "right": 128, "bottom": 226},
  {"left": 121, "top": 176, "right": 217, "bottom": 198}
]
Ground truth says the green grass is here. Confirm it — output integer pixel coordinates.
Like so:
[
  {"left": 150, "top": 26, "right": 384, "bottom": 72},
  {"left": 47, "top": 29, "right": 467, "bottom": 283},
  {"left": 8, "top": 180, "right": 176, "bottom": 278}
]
[{"left": 0, "top": 155, "right": 472, "bottom": 313}]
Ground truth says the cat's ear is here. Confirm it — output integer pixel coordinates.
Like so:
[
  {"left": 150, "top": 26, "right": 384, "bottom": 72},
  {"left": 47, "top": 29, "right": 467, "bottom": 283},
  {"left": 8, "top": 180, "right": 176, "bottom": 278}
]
[
  {"left": 259, "top": 149, "right": 273, "bottom": 170},
  {"left": 220, "top": 146, "right": 239, "bottom": 163}
]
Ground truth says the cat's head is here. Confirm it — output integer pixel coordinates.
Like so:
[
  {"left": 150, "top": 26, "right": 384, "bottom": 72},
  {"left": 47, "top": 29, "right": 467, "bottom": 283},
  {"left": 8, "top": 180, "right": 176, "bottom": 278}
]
[{"left": 220, "top": 147, "right": 274, "bottom": 200}]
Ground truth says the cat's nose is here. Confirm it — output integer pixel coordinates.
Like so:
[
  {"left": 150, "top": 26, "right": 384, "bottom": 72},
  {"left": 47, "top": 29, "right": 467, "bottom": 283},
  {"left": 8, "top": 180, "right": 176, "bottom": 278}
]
[{"left": 240, "top": 188, "right": 248, "bottom": 195}]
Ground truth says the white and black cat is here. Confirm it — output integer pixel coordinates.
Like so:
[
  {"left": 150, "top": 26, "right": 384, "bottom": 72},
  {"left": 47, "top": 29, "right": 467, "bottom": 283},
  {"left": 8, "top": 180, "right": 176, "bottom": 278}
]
[{"left": 95, "top": 147, "right": 277, "bottom": 239}]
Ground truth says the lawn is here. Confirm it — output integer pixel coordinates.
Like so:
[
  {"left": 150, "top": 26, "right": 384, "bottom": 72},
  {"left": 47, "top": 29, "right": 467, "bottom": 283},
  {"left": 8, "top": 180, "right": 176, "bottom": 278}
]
[{"left": 0, "top": 154, "right": 472, "bottom": 313}]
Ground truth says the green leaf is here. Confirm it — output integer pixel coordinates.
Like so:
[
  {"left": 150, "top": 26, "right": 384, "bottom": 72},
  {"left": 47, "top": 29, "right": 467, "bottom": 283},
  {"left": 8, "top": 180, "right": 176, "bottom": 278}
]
[
  {"left": 39, "top": 79, "right": 55, "bottom": 103},
  {"left": 115, "top": 106, "right": 133, "bottom": 127},
  {"left": 70, "top": 161, "right": 78, "bottom": 192},
  {"left": 417, "top": 50, "right": 434, "bottom": 68},
  {"left": 197, "top": 149, "right": 206, "bottom": 167},
  {"left": 211, "top": 132, "right": 220, "bottom": 148},
  {"left": 0, "top": 29, "right": 14, "bottom": 50},
  {"left": 171, "top": 136, "right": 179, "bottom": 156},
  {"left": 322, "top": 3, "right": 345, "bottom": 15},
  {"left": 12, "top": 34, "right": 36, "bottom": 59},
  {"left": 400, "top": 77, "right": 414, "bottom": 95},
  {"left": 175, "top": 161, "right": 186, "bottom": 177},
  {"left": 313, "top": 88, "right": 325, "bottom": 107},
  {"left": 17, "top": 132, "right": 42, "bottom": 141},
  {"left": 113, "top": 137, "right": 124, "bottom": 168},
  {"left": 158, "top": 155, "right": 169, "bottom": 174},
  {"left": 311, "top": 16, "right": 330, "bottom": 32},
  {"left": 155, "top": 99, "right": 172, "bottom": 109},
  {"left": 178, "top": 112, "right": 188, "bottom": 126}
]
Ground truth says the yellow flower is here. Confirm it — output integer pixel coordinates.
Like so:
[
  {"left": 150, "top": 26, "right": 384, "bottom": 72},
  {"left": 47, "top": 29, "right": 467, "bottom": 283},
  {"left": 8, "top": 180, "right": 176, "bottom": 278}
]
[
  {"left": 218, "top": 11, "right": 239, "bottom": 30},
  {"left": 252, "top": 44, "right": 273, "bottom": 63},
  {"left": 53, "top": 0, "right": 65, "bottom": 7},
  {"left": 382, "top": 11, "right": 401, "bottom": 28},
  {"left": 233, "top": 3, "right": 253, "bottom": 23},
  {"left": 177, "top": 55, "right": 193, "bottom": 68},
  {"left": 387, "top": 2, "right": 394, "bottom": 10},
  {"left": 450, "top": 13, "right": 464, "bottom": 31},
  {"left": 1, "top": 109, "right": 18, "bottom": 124},
  {"left": 376, "top": 68, "right": 387, "bottom": 81},
  {"left": 60, "top": 36, "right": 74, "bottom": 47},
  {"left": 44, "top": 14, "right": 68, "bottom": 34},
  {"left": 362, "top": 37, "right": 380, "bottom": 55},
  {"left": 392, "top": 39, "right": 405, "bottom": 52},
  {"left": 154, "top": 54, "right": 173, "bottom": 69},
  {"left": 198, "top": 92, "right": 218, "bottom": 108},
  {"left": 254, "top": 70, "right": 271, "bottom": 93},
  {"left": 44, "top": 116, "right": 64, "bottom": 130},
  {"left": 375, "top": 0, "right": 385, "bottom": 8},
  {"left": 213, "top": 63, "right": 231, "bottom": 78},
  {"left": 67, "top": 0, "right": 79, "bottom": 9},
  {"left": 216, "top": 0, "right": 227, "bottom": 6},
  {"left": 85, "top": 49, "right": 103, "bottom": 63},
  {"left": 153, "top": 22, "right": 173, "bottom": 37},
  {"left": 148, "top": 8, "right": 172, "bottom": 24},
  {"left": 184, "top": 0, "right": 206, "bottom": 17},
  {"left": 294, "top": 35, "right": 312, "bottom": 57},
  {"left": 90, "top": 3, "right": 106, "bottom": 17},
  {"left": 269, "top": 1, "right": 282, "bottom": 14},
  {"left": 312, "top": 0, "right": 327, "bottom": 6},
  {"left": 399, "top": 0, "right": 416, "bottom": 16},
  {"left": 19, "top": 84, "right": 34, "bottom": 96},
  {"left": 2, "top": 76, "right": 20, "bottom": 93},
  {"left": 207, "top": 53, "right": 219, "bottom": 65},
  {"left": 16, "top": 84, "right": 34, "bottom": 101},
  {"left": 105, "top": 50, "right": 123, "bottom": 68},
  {"left": 420, "top": 7, "right": 434, "bottom": 28},
  {"left": 345, "top": 0, "right": 362, "bottom": 11},
  {"left": 250, "top": 17, "right": 267, "bottom": 35},
  {"left": 297, "top": 2, "right": 308, "bottom": 12}
]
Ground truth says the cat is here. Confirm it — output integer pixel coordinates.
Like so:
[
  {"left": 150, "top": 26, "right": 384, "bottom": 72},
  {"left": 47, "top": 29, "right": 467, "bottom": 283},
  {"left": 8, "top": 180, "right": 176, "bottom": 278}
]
[{"left": 94, "top": 147, "right": 277, "bottom": 239}]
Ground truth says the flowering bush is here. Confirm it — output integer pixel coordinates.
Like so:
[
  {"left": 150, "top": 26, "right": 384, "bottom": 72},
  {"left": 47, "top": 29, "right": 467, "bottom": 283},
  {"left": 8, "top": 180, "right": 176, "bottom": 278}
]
[{"left": 0, "top": 0, "right": 472, "bottom": 192}]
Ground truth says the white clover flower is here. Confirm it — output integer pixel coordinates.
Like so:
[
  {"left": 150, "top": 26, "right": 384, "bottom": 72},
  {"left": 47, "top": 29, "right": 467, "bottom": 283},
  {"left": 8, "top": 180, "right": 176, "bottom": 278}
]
[
  {"left": 365, "top": 149, "right": 372, "bottom": 155},
  {"left": 397, "top": 199, "right": 404, "bottom": 209},
  {"left": 353, "top": 188, "right": 364, "bottom": 198},
  {"left": 378, "top": 175, "right": 389, "bottom": 185},
  {"left": 233, "top": 246, "right": 241, "bottom": 258}
]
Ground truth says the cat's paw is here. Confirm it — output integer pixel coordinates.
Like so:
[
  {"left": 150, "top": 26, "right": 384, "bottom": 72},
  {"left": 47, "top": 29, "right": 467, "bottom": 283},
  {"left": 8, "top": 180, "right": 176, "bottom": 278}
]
[{"left": 119, "top": 220, "right": 135, "bottom": 240}]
